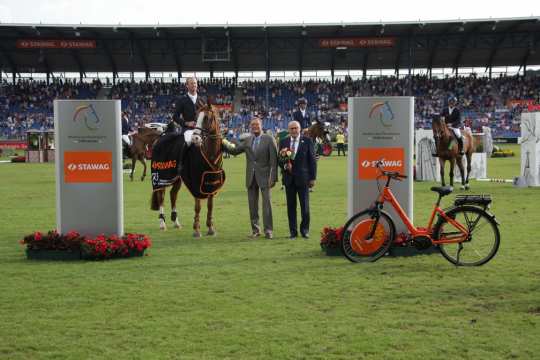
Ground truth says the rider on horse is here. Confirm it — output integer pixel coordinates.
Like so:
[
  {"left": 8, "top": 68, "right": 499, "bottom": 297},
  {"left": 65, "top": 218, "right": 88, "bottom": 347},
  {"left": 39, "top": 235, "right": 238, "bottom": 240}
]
[
  {"left": 432, "top": 96, "right": 465, "bottom": 157},
  {"left": 121, "top": 111, "right": 132, "bottom": 147},
  {"left": 172, "top": 77, "right": 207, "bottom": 174}
]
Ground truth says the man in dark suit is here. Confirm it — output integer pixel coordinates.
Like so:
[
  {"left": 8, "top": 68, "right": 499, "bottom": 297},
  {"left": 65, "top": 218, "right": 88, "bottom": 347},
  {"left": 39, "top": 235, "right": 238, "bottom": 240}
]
[
  {"left": 293, "top": 98, "right": 311, "bottom": 130},
  {"left": 432, "top": 96, "right": 464, "bottom": 157},
  {"left": 172, "top": 77, "right": 207, "bottom": 172},
  {"left": 279, "top": 120, "right": 317, "bottom": 239}
]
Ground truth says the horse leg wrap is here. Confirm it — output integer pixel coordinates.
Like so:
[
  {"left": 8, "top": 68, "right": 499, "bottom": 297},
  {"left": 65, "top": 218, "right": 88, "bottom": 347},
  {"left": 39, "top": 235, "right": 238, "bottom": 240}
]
[
  {"left": 171, "top": 211, "right": 177, "bottom": 222},
  {"left": 159, "top": 213, "right": 165, "bottom": 221}
]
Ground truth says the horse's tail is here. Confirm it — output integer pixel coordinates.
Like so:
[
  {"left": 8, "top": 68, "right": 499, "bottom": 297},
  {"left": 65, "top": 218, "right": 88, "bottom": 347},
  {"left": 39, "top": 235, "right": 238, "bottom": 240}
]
[{"left": 150, "top": 190, "right": 161, "bottom": 211}]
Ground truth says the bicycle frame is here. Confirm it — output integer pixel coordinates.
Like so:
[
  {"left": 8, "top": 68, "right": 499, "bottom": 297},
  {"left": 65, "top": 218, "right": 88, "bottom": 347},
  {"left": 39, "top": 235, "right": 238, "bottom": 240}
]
[{"left": 375, "top": 185, "right": 469, "bottom": 245}]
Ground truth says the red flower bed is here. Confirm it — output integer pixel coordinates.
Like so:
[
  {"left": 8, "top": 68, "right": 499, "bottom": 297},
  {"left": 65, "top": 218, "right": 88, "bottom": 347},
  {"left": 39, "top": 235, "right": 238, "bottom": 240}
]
[
  {"left": 21, "top": 230, "right": 152, "bottom": 260},
  {"left": 320, "top": 226, "right": 344, "bottom": 250}
]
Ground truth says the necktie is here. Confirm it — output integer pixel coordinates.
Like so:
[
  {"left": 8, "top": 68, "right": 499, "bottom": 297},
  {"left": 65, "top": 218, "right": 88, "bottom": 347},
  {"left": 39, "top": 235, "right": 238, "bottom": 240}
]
[
  {"left": 291, "top": 138, "right": 297, "bottom": 155},
  {"left": 252, "top": 136, "right": 259, "bottom": 151}
]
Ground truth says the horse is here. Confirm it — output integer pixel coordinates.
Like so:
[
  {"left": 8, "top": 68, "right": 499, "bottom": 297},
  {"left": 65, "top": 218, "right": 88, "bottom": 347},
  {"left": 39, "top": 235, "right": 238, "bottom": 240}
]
[
  {"left": 432, "top": 116, "right": 474, "bottom": 189},
  {"left": 150, "top": 106, "right": 225, "bottom": 237},
  {"left": 305, "top": 121, "right": 333, "bottom": 156},
  {"left": 124, "top": 127, "right": 162, "bottom": 181}
]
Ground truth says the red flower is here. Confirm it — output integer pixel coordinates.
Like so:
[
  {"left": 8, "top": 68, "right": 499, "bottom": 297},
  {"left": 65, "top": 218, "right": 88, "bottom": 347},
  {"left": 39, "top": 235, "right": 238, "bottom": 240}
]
[{"left": 34, "top": 232, "right": 42, "bottom": 241}]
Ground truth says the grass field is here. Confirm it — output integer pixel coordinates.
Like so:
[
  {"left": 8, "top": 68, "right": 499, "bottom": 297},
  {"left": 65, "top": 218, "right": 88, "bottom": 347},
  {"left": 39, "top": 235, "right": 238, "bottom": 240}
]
[{"left": 0, "top": 144, "right": 539, "bottom": 359}]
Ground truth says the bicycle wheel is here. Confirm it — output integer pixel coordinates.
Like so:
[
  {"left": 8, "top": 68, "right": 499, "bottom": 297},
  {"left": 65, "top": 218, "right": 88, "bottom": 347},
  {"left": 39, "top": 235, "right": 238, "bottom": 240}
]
[
  {"left": 341, "top": 209, "right": 396, "bottom": 263},
  {"left": 434, "top": 205, "right": 500, "bottom": 266}
]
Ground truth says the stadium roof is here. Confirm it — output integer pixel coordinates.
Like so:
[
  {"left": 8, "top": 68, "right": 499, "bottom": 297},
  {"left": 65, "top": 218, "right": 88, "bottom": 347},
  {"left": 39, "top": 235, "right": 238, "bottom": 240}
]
[{"left": 0, "top": 17, "right": 539, "bottom": 78}]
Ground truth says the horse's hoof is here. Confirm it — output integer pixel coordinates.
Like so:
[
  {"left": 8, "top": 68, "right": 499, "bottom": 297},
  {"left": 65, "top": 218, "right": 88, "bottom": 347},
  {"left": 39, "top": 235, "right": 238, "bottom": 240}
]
[
  {"left": 460, "top": 185, "right": 465, "bottom": 190},
  {"left": 173, "top": 222, "right": 182, "bottom": 229},
  {"left": 193, "top": 232, "right": 201, "bottom": 238},
  {"left": 207, "top": 230, "right": 216, "bottom": 236},
  {"left": 160, "top": 225, "right": 167, "bottom": 231},
  {"left": 140, "top": 177, "right": 145, "bottom": 182},
  {"left": 465, "top": 184, "right": 470, "bottom": 190}
]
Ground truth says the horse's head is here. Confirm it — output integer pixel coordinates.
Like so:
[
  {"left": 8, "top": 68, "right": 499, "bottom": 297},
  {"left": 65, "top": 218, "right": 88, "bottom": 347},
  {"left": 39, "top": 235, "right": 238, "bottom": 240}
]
[
  {"left": 195, "top": 105, "right": 222, "bottom": 162},
  {"left": 196, "top": 105, "right": 220, "bottom": 136},
  {"left": 308, "top": 121, "right": 331, "bottom": 143},
  {"left": 432, "top": 115, "right": 449, "bottom": 141}
]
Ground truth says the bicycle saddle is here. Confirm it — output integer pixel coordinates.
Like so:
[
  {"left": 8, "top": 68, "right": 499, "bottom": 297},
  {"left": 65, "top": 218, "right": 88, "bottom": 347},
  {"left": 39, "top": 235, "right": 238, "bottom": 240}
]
[{"left": 430, "top": 186, "right": 453, "bottom": 196}]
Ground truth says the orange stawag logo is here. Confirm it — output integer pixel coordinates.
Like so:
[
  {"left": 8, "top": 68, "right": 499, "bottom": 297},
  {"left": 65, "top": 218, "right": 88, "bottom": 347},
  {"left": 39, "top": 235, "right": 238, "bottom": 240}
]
[
  {"left": 64, "top": 151, "right": 113, "bottom": 183},
  {"left": 358, "top": 147, "right": 405, "bottom": 180}
]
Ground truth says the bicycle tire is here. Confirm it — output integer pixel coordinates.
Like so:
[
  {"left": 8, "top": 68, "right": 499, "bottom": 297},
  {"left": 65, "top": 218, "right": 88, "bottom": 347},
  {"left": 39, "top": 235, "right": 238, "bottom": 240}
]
[
  {"left": 433, "top": 205, "right": 500, "bottom": 266},
  {"left": 341, "top": 209, "right": 396, "bottom": 263}
]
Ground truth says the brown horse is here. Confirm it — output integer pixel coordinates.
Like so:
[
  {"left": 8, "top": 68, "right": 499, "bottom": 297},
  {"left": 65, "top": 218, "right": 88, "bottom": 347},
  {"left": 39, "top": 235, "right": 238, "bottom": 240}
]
[
  {"left": 432, "top": 117, "right": 474, "bottom": 189},
  {"left": 125, "top": 127, "right": 161, "bottom": 181},
  {"left": 305, "top": 121, "right": 332, "bottom": 156},
  {"left": 150, "top": 106, "right": 224, "bottom": 237}
]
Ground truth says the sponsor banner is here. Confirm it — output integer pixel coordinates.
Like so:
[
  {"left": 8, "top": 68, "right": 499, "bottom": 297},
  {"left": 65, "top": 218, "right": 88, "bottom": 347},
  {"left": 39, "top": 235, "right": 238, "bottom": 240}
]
[
  {"left": 0, "top": 140, "right": 26, "bottom": 150},
  {"left": 357, "top": 147, "right": 404, "bottom": 180},
  {"left": 507, "top": 99, "right": 535, "bottom": 108},
  {"left": 212, "top": 104, "right": 233, "bottom": 112},
  {"left": 64, "top": 151, "right": 112, "bottom": 183},
  {"left": 528, "top": 104, "right": 540, "bottom": 112},
  {"left": 319, "top": 37, "right": 396, "bottom": 48},
  {"left": 17, "top": 39, "right": 96, "bottom": 49}
]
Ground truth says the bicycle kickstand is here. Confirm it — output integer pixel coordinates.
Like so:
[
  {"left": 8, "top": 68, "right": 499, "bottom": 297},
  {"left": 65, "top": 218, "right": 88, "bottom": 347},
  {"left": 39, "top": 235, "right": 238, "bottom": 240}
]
[{"left": 456, "top": 243, "right": 464, "bottom": 267}]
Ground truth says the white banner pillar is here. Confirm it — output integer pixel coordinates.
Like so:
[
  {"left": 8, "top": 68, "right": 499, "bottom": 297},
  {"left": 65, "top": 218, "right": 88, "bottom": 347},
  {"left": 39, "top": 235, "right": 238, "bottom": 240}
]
[
  {"left": 348, "top": 97, "right": 414, "bottom": 233},
  {"left": 54, "top": 100, "right": 123, "bottom": 236}
]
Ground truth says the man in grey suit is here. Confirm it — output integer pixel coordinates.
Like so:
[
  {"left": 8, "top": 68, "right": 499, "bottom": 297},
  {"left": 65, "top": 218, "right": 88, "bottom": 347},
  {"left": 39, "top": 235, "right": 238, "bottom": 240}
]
[{"left": 227, "top": 118, "right": 278, "bottom": 239}]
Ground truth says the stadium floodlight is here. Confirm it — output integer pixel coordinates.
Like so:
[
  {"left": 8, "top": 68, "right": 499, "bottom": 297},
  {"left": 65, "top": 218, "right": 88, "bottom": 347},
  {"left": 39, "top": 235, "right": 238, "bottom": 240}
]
[{"left": 380, "top": 25, "right": 385, "bottom": 35}]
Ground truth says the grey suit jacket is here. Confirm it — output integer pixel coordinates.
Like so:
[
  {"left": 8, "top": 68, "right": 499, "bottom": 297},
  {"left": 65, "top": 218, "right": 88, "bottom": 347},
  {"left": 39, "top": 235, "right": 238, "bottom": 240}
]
[{"left": 229, "top": 134, "right": 278, "bottom": 189}]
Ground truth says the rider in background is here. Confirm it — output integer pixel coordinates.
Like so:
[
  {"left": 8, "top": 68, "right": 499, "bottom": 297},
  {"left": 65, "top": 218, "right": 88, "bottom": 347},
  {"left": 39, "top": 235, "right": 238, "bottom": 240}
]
[
  {"left": 121, "top": 111, "right": 132, "bottom": 147},
  {"left": 432, "top": 96, "right": 464, "bottom": 157}
]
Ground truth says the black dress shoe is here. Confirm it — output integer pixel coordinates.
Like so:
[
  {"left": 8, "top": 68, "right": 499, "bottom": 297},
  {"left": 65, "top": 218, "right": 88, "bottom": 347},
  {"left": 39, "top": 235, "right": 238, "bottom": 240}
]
[
  {"left": 301, "top": 232, "right": 310, "bottom": 239},
  {"left": 289, "top": 233, "right": 298, "bottom": 239}
]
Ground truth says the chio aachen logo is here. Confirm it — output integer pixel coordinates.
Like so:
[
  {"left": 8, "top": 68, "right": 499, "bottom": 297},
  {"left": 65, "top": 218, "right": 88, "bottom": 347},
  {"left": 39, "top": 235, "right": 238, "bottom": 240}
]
[
  {"left": 67, "top": 163, "right": 77, "bottom": 171},
  {"left": 369, "top": 101, "right": 394, "bottom": 127},
  {"left": 73, "top": 104, "right": 101, "bottom": 130}
]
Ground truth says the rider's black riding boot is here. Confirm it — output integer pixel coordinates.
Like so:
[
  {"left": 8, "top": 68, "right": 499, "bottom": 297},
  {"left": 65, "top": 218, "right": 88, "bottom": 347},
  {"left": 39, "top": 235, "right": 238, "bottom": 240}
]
[{"left": 457, "top": 137, "right": 465, "bottom": 155}]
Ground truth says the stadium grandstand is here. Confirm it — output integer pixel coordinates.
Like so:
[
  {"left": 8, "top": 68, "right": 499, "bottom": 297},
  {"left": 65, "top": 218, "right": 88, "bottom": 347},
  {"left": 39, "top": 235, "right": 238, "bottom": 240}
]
[{"left": 1, "top": 18, "right": 539, "bottom": 140}]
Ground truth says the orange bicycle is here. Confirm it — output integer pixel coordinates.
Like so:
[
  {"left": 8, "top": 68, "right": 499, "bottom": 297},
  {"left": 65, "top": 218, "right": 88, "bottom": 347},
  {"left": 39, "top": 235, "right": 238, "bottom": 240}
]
[{"left": 341, "top": 161, "right": 500, "bottom": 265}]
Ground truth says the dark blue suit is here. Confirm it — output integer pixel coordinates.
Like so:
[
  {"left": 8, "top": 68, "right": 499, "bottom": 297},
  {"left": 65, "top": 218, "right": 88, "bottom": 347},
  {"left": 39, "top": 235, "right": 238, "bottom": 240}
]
[
  {"left": 279, "top": 136, "right": 317, "bottom": 237},
  {"left": 293, "top": 109, "right": 311, "bottom": 129}
]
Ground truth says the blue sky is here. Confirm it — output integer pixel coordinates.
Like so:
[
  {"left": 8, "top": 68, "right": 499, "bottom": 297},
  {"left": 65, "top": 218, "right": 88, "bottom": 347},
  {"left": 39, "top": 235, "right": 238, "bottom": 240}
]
[{"left": 0, "top": 0, "right": 538, "bottom": 25}]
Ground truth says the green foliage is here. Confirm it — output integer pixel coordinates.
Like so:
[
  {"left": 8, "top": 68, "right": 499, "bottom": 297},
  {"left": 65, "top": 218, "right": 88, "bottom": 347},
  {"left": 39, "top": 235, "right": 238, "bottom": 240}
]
[{"left": 0, "top": 145, "right": 538, "bottom": 359}]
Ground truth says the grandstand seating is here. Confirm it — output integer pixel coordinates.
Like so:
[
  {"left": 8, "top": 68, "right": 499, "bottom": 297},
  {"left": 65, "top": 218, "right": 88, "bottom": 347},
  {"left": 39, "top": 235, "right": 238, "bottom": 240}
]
[{"left": 1, "top": 75, "right": 538, "bottom": 140}]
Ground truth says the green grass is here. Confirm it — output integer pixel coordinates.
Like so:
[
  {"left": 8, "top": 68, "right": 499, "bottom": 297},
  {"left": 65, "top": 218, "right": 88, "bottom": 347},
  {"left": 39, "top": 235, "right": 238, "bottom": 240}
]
[{"left": 0, "top": 146, "right": 539, "bottom": 359}]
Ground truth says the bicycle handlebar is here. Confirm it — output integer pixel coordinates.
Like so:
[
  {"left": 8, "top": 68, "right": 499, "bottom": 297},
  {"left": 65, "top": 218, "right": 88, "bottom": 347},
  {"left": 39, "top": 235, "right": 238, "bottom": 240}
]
[{"left": 375, "top": 160, "right": 408, "bottom": 180}]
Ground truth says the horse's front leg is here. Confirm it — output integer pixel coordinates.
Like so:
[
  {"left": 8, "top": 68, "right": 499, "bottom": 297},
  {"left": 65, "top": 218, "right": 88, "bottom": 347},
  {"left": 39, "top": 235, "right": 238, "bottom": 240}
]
[
  {"left": 170, "top": 180, "right": 182, "bottom": 229},
  {"left": 456, "top": 156, "right": 466, "bottom": 190},
  {"left": 449, "top": 158, "right": 455, "bottom": 187},
  {"left": 139, "top": 155, "right": 146, "bottom": 181},
  {"left": 439, "top": 158, "right": 446, "bottom": 187},
  {"left": 130, "top": 156, "right": 136, "bottom": 181},
  {"left": 193, "top": 198, "right": 201, "bottom": 238},
  {"left": 465, "top": 153, "right": 472, "bottom": 190},
  {"left": 206, "top": 195, "right": 215, "bottom": 236}
]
